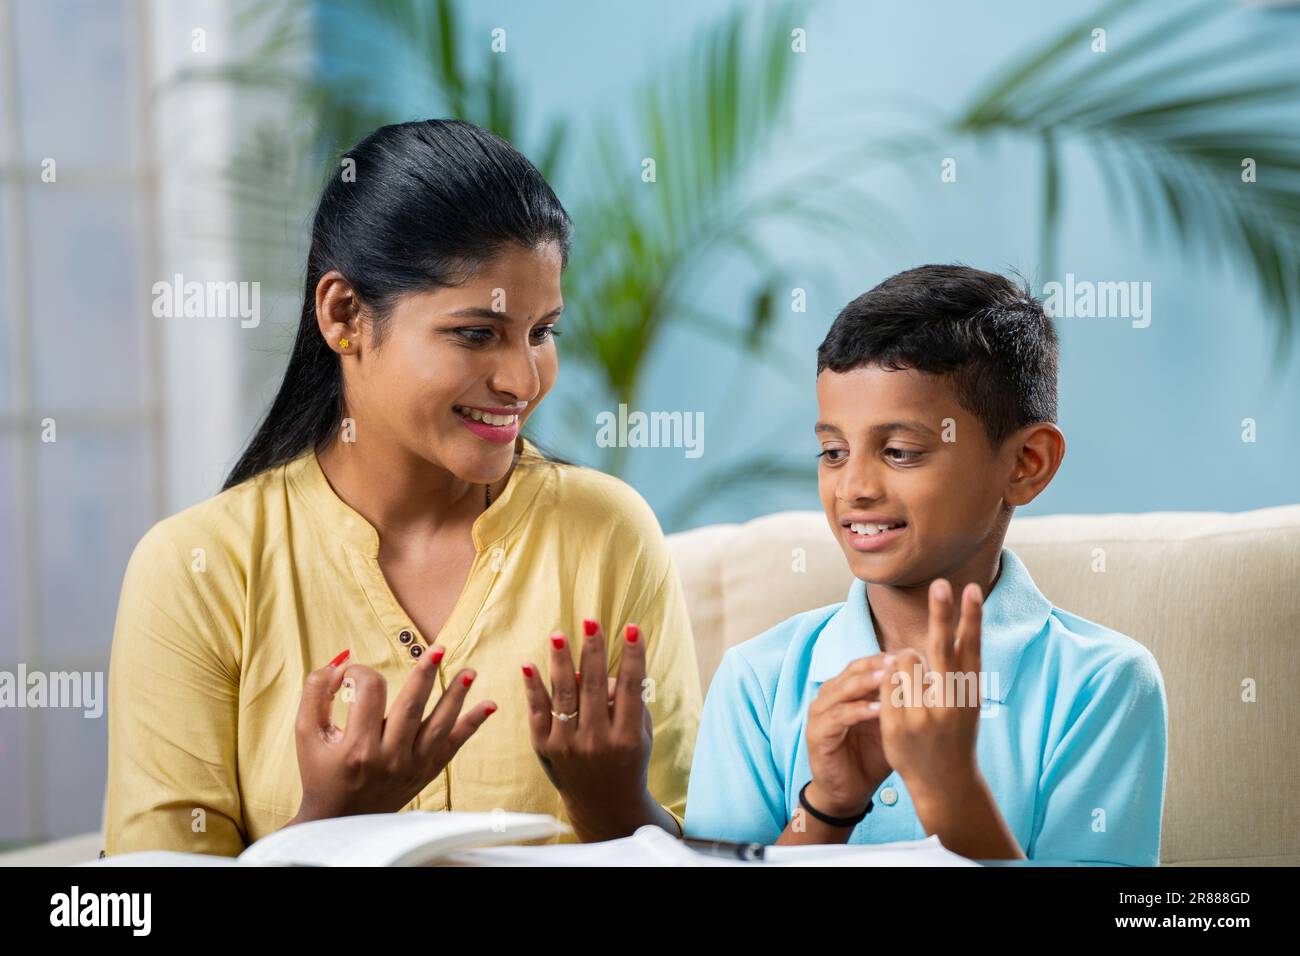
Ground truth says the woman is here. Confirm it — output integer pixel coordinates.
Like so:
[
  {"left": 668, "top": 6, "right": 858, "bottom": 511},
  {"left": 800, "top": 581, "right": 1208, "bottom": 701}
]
[{"left": 104, "top": 119, "right": 702, "bottom": 856}]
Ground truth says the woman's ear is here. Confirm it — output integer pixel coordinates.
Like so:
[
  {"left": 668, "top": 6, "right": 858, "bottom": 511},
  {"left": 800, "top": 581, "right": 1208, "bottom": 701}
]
[
  {"left": 315, "top": 270, "right": 364, "bottom": 354},
  {"left": 1004, "top": 422, "right": 1066, "bottom": 507}
]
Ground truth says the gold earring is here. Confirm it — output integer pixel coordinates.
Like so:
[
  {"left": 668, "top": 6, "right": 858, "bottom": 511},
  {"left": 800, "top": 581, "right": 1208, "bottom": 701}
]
[{"left": 339, "top": 338, "right": 350, "bottom": 350}]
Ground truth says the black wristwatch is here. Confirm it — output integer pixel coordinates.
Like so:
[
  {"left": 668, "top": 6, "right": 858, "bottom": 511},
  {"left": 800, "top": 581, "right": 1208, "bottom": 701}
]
[{"left": 798, "top": 781, "right": 873, "bottom": 828}]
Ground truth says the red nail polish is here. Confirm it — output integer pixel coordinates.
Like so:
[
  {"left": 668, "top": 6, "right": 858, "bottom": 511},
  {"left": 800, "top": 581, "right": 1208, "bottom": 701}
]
[
  {"left": 461, "top": 673, "right": 475, "bottom": 688},
  {"left": 429, "top": 648, "right": 445, "bottom": 666},
  {"left": 522, "top": 664, "right": 534, "bottom": 679},
  {"left": 575, "top": 671, "right": 581, "bottom": 683},
  {"left": 625, "top": 624, "right": 640, "bottom": 644},
  {"left": 551, "top": 633, "right": 566, "bottom": 650},
  {"left": 484, "top": 704, "right": 497, "bottom": 716},
  {"left": 583, "top": 618, "right": 599, "bottom": 637},
  {"left": 329, "top": 649, "right": 350, "bottom": 668}
]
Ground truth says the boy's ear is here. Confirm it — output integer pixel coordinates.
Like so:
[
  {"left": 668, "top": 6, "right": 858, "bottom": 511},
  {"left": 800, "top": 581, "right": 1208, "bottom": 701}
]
[{"left": 1004, "top": 422, "right": 1066, "bottom": 507}]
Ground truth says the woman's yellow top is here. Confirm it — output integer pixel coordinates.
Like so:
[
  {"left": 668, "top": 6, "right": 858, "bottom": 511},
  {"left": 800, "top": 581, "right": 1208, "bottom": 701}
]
[{"left": 104, "top": 437, "right": 702, "bottom": 856}]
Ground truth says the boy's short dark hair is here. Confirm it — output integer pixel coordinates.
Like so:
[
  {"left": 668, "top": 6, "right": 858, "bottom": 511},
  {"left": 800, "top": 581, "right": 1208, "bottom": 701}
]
[{"left": 816, "top": 264, "right": 1059, "bottom": 448}]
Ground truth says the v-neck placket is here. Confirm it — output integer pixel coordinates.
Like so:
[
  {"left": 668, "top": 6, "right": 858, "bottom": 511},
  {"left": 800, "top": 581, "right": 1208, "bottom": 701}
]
[{"left": 289, "top": 438, "right": 551, "bottom": 672}]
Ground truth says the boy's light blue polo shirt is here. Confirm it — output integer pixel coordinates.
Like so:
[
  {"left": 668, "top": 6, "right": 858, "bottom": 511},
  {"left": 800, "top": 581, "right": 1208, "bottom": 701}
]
[{"left": 684, "top": 548, "right": 1168, "bottom": 865}]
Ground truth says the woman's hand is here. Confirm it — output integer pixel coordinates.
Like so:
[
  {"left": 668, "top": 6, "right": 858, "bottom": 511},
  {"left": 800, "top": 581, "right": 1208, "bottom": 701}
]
[
  {"left": 521, "top": 619, "right": 678, "bottom": 842},
  {"left": 801, "top": 652, "right": 894, "bottom": 826},
  {"left": 288, "top": 647, "right": 496, "bottom": 826}
]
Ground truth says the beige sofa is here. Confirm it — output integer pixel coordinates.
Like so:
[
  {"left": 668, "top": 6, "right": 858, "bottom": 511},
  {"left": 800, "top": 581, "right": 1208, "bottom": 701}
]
[{"left": 5, "top": 505, "right": 1297, "bottom": 866}]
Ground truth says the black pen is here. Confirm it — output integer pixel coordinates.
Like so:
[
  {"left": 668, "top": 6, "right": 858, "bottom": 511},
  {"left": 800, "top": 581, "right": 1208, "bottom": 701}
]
[{"left": 682, "top": 836, "right": 766, "bottom": 861}]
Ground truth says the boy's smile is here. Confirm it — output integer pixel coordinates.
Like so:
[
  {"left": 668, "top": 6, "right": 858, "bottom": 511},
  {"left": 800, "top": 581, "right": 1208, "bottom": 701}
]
[
  {"left": 815, "top": 363, "right": 1015, "bottom": 590},
  {"left": 842, "top": 514, "right": 908, "bottom": 551}
]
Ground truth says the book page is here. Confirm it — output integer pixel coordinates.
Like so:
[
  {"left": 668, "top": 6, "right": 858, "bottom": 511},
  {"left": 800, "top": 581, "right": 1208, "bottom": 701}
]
[
  {"left": 442, "top": 825, "right": 742, "bottom": 866},
  {"left": 763, "top": 834, "right": 979, "bottom": 866},
  {"left": 237, "top": 811, "right": 567, "bottom": 866},
  {"left": 444, "top": 829, "right": 978, "bottom": 867},
  {"left": 83, "top": 851, "right": 242, "bottom": 867}
]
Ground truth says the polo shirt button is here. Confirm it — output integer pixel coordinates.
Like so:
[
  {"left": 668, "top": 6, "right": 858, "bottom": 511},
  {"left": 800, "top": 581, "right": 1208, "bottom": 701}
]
[
  {"left": 398, "top": 629, "right": 413, "bottom": 644},
  {"left": 409, "top": 643, "right": 423, "bottom": 660},
  {"left": 880, "top": 787, "right": 899, "bottom": 806}
]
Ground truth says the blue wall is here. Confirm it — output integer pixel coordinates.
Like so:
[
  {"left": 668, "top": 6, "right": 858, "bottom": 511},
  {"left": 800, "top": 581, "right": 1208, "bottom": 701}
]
[{"left": 322, "top": 0, "right": 1300, "bottom": 529}]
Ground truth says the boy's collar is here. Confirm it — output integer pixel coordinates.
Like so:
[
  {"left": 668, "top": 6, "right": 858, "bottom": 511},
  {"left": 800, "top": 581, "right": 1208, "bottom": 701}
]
[{"left": 807, "top": 548, "right": 1052, "bottom": 702}]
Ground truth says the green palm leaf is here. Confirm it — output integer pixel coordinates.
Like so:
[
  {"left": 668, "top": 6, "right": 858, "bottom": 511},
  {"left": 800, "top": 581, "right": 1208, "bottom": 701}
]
[
  {"left": 560, "top": 0, "right": 895, "bottom": 483},
  {"left": 955, "top": 0, "right": 1300, "bottom": 355}
]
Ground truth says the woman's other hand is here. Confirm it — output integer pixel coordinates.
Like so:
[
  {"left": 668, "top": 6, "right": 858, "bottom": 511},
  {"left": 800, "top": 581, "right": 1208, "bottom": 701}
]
[
  {"left": 288, "top": 647, "right": 495, "bottom": 826},
  {"left": 521, "top": 619, "right": 677, "bottom": 842}
]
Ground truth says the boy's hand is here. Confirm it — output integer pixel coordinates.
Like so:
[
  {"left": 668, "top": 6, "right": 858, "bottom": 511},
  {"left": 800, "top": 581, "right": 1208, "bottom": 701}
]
[
  {"left": 879, "top": 579, "right": 985, "bottom": 798},
  {"left": 803, "top": 653, "right": 893, "bottom": 818}
]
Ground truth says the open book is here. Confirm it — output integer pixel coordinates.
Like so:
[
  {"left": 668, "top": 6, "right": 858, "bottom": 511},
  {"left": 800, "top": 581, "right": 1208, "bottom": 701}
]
[
  {"left": 443, "top": 827, "right": 978, "bottom": 867},
  {"left": 87, "top": 811, "right": 568, "bottom": 867},
  {"left": 89, "top": 812, "right": 976, "bottom": 867}
]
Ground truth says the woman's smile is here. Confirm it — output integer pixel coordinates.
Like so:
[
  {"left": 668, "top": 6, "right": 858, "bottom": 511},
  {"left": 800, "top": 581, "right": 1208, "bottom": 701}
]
[{"left": 453, "top": 403, "right": 524, "bottom": 444}]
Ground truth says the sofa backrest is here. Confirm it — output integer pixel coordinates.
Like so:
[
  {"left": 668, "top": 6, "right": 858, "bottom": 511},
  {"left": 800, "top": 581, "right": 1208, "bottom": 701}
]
[{"left": 666, "top": 505, "right": 1300, "bottom": 866}]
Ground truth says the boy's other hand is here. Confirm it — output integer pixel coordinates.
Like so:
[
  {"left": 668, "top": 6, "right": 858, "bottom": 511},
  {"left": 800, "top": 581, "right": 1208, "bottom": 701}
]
[
  {"left": 804, "top": 653, "right": 893, "bottom": 817},
  {"left": 879, "top": 579, "right": 985, "bottom": 799}
]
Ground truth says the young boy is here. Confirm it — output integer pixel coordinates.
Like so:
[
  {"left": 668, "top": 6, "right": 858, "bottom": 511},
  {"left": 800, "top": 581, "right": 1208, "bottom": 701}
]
[{"left": 684, "top": 265, "right": 1168, "bottom": 864}]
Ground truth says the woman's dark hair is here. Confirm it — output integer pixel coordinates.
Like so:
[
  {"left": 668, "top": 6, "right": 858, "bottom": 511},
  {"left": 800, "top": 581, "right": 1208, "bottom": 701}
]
[
  {"left": 222, "top": 119, "right": 574, "bottom": 491},
  {"left": 816, "top": 264, "right": 1059, "bottom": 448}
]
